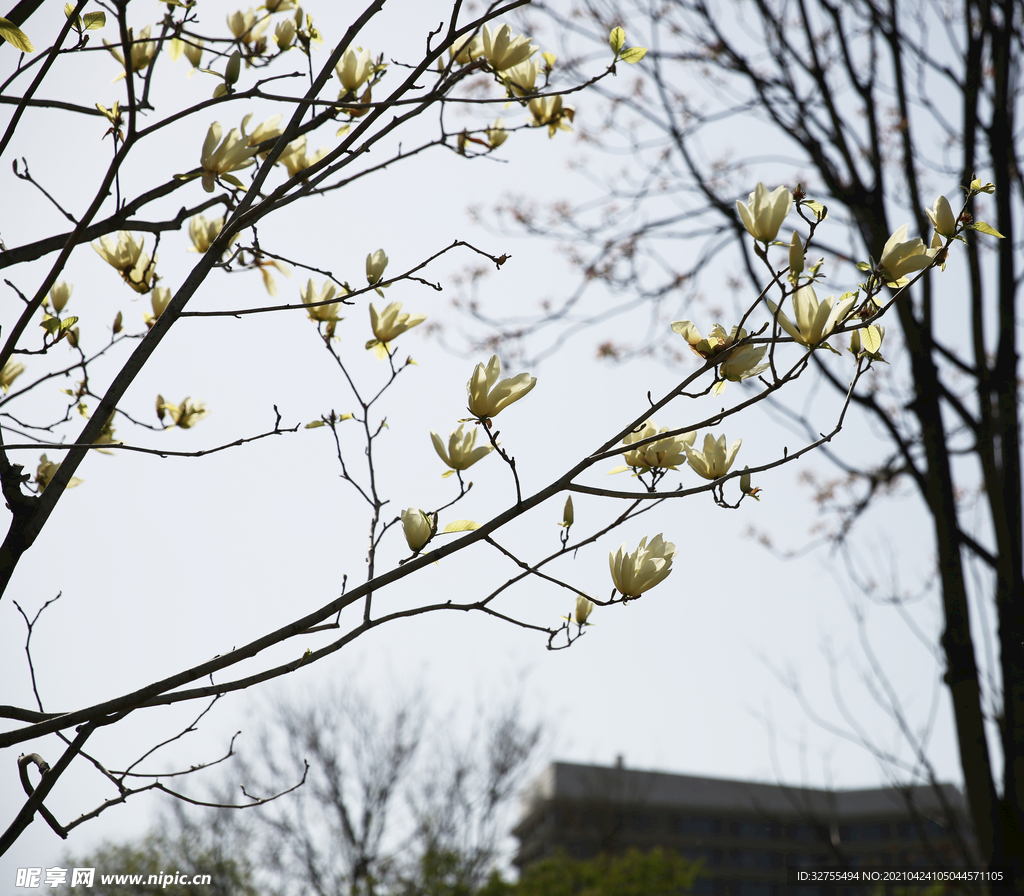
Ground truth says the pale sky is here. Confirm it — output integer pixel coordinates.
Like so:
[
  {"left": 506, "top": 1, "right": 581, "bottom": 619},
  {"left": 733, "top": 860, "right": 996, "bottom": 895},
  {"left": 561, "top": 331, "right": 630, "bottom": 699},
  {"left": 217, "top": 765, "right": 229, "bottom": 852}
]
[{"left": 0, "top": 0, "right": 972, "bottom": 881}]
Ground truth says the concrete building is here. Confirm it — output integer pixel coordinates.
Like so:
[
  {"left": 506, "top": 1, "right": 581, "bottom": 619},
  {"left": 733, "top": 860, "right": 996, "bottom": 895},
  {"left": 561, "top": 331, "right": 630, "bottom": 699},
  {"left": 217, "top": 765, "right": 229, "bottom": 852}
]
[{"left": 512, "top": 761, "right": 975, "bottom": 895}]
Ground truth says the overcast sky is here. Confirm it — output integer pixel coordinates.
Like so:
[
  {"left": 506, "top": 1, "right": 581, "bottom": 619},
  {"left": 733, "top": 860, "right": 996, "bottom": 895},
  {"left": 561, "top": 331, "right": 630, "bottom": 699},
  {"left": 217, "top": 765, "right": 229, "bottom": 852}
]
[{"left": 0, "top": 0, "right": 973, "bottom": 880}]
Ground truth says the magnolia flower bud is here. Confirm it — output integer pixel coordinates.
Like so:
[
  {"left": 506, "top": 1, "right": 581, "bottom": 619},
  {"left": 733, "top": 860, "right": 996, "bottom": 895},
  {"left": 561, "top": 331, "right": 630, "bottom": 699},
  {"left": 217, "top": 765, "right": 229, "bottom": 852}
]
[
  {"left": 401, "top": 508, "right": 433, "bottom": 552},
  {"left": 574, "top": 595, "right": 594, "bottom": 625},
  {"left": 562, "top": 495, "right": 574, "bottom": 527},
  {"left": 736, "top": 183, "right": 792, "bottom": 242},
  {"left": 926, "top": 195, "right": 957, "bottom": 239},
  {"left": 225, "top": 49, "right": 241, "bottom": 86},
  {"left": 789, "top": 231, "right": 804, "bottom": 278},
  {"left": 366, "top": 249, "right": 388, "bottom": 285},
  {"left": 50, "top": 281, "right": 73, "bottom": 313}
]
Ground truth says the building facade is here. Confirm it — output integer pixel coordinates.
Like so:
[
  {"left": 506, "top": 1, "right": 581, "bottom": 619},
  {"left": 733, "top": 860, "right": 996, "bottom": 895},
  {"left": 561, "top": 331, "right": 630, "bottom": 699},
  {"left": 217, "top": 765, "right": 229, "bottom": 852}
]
[{"left": 512, "top": 761, "right": 974, "bottom": 895}]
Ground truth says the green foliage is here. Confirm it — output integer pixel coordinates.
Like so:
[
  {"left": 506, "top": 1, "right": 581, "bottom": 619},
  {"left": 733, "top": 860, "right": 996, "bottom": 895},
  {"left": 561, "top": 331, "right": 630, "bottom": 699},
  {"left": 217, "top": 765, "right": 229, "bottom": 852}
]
[
  {"left": 512, "top": 848, "right": 697, "bottom": 896},
  {"left": 60, "top": 833, "right": 260, "bottom": 896}
]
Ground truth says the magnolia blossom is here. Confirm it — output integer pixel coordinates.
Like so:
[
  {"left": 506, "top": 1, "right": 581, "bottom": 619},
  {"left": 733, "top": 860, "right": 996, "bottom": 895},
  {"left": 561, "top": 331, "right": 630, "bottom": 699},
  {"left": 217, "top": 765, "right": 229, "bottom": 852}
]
[
  {"left": 431, "top": 423, "right": 494, "bottom": 475},
  {"left": 879, "top": 224, "right": 935, "bottom": 284},
  {"left": 486, "top": 119, "right": 508, "bottom": 149},
  {"left": 1, "top": 359, "right": 25, "bottom": 393},
  {"left": 789, "top": 231, "right": 804, "bottom": 277},
  {"left": 927, "top": 196, "right": 957, "bottom": 239},
  {"left": 612, "top": 420, "right": 695, "bottom": 473},
  {"left": 481, "top": 23, "right": 535, "bottom": 71},
  {"left": 182, "top": 37, "right": 203, "bottom": 68},
  {"left": 143, "top": 287, "right": 172, "bottom": 327},
  {"left": 672, "top": 320, "right": 768, "bottom": 391},
  {"left": 574, "top": 595, "right": 594, "bottom": 625},
  {"left": 529, "top": 95, "right": 573, "bottom": 137},
  {"left": 161, "top": 397, "right": 209, "bottom": 429},
  {"left": 401, "top": 508, "right": 433, "bottom": 552},
  {"left": 685, "top": 433, "right": 742, "bottom": 481},
  {"left": 336, "top": 45, "right": 374, "bottom": 93},
  {"left": 188, "top": 215, "right": 227, "bottom": 253},
  {"left": 277, "top": 135, "right": 328, "bottom": 179},
  {"left": 736, "top": 183, "right": 792, "bottom": 242},
  {"left": 227, "top": 9, "right": 269, "bottom": 44},
  {"left": 365, "top": 302, "right": 426, "bottom": 359},
  {"left": 93, "top": 231, "right": 157, "bottom": 293},
  {"left": 105, "top": 25, "right": 156, "bottom": 78},
  {"left": 609, "top": 534, "right": 677, "bottom": 598},
  {"left": 366, "top": 249, "right": 388, "bottom": 284},
  {"left": 244, "top": 113, "right": 284, "bottom": 154},
  {"left": 766, "top": 285, "right": 856, "bottom": 349},
  {"left": 301, "top": 279, "right": 345, "bottom": 323},
  {"left": 467, "top": 355, "right": 537, "bottom": 419},
  {"left": 49, "top": 281, "right": 73, "bottom": 313},
  {"left": 503, "top": 58, "right": 540, "bottom": 96},
  {"left": 450, "top": 33, "right": 483, "bottom": 64},
  {"left": 273, "top": 19, "right": 296, "bottom": 50},
  {"left": 201, "top": 122, "right": 259, "bottom": 192},
  {"left": 36, "top": 454, "right": 82, "bottom": 491}
]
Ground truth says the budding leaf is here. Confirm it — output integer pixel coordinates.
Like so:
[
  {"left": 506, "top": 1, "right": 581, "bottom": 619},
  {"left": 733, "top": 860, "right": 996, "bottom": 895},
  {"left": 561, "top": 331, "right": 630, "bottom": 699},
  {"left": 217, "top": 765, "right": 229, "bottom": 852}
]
[
  {"left": 969, "top": 221, "right": 1005, "bottom": 238},
  {"left": 305, "top": 420, "right": 325, "bottom": 429},
  {"left": 609, "top": 27, "right": 625, "bottom": 54},
  {"left": 0, "top": 16, "right": 34, "bottom": 52},
  {"left": 84, "top": 11, "right": 105, "bottom": 30},
  {"left": 619, "top": 46, "right": 647, "bottom": 64},
  {"left": 443, "top": 520, "right": 480, "bottom": 533},
  {"left": 862, "top": 325, "right": 883, "bottom": 354}
]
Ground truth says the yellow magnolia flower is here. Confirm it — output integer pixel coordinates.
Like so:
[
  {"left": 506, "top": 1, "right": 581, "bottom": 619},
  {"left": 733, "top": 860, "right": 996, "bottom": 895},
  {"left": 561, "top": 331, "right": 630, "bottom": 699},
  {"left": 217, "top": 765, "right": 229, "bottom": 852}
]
[
  {"left": 926, "top": 196, "right": 957, "bottom": 239},
  {"left": 685, "top": 433, "right": 742, "bottom": 481},
  {"left": 450, "top": 33, "right": 483, "bottom": 64},
  {"left": 277, "top": 135, "right": 329, "bottom": 179},
  {"left": 227, "top": 8, "right": 269, "bottom": 44},
  {"left": 244, "top": 113, "right": 284, "bottom": 154},
  {"left": 160, "top": 397, "right": 209, "bottom": 429},
  {"left": 366, "top": 302, "right": 426, "bottom": 358},
  {"left": 336, "top": 45, "right": 373, "bottom": 93},
  {"left": 502, "top": 57, "right": 539, "bottom": 96},
  {"left": 789, "top": 231, "right": 804, "bottom": 279},
  {"left": 486, "top": 119, "right": 508, "bottom": 149},
  {"left": 36, "top": 454, "right": 83, "bottom": 491},
  {"left": 609, "top": 534, "right": 677, "bottom": 598},
  {"left": 366, "top": 249, "right": 388, "bottom": 285},
  {"left": 672, "top": 320, "right": 768, "bottom": 392},
  {"left": 736, "top": 182, "right": 792, "bottom": 242},
  {"left": 528, "top": 95, "right": 573, "bottom": 137},
  {"left": 105, "top": 25, "right": 156, "bottom": 79},
  {"left": 431, "top": 423, "right": 494, "bottom": 476},
  {"left": 143, "top": 287, "right": 172, "bottom": 327},
  {"left": 273, "top": 18, "right": 296, "bottom": 50},
  {"left": 481, "top": 23, "right": 535, "bottom": 72},
  {"left": 92, "top": 231, "right": 157, "bottom": 293},
  {"left": 574, "top": 595, "right": 594, "bottom": 625},
  {"left": 201, "top": 121, "right": 259, "bottom": 192},
  {"left": 467, "top": 354, "right": 537, "bottom": 419},
  {"left": 401, "top": 507, "right": 433, "bottom": 552},
  {"left": 49, "top": 281, "right": 73, "bottom": 313},
  {"left": 1, "top": 358, "right": 25, "bottom": 393},
  {"left": 765, "top": 285, "right": 856, "bottom": 349},
  {"left": 169, "top": 36, "right": 203, "bottom": 69},
  {"left": 878, "top": 224, "right": 936, "bottom": 285},
  {"left": 188, "top": 214, "right": 235, "bottom": 254},
  {"left": 301, "top": 279, "right": 345, "bottom": 323},
  {"left": 611, "top": 420, "right": 695, "bottom": 474}
]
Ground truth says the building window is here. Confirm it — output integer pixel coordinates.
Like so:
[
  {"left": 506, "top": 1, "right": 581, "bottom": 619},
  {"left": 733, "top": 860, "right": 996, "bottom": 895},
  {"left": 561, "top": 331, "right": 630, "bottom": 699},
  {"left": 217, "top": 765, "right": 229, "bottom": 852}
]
[
  {"left": 674, "top": 815, "right": 718, "bottom": 836},
  {"left": 733, "top": 820, "right": 774, "bottom": 839},
  {"left": 785, "top": 822, "right": 818, "bottom": 842},
  {"left": 839, "top": 822, "right": 889, "bottom": 842},
  {"left": 729, "top": 850, "right": 773, "bottom": 869}
]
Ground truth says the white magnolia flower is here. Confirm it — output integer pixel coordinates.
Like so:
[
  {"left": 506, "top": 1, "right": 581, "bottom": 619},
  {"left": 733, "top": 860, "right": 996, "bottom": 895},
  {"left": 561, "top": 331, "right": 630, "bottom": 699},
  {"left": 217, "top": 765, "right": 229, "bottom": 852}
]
[
  {"left": 879, "top": 224, "right": 936, "bottom": 285},
  {"left": 200, "top": 121, "right": 259, "bottom": 192},
  {"left": 336, "top": 45, "right": 374, "bottom": 93},
  {"left": 401, "top": 508, "right": 433, "bottom": 552},
  {"left": 366, "top": 302, "right": 426, "bottom": 358},
  {"left": 301, "top": 279, "right": 345, "bottom": 323},
  {"left": 481, "top": 23, "right": 535, "bottom": 72}
]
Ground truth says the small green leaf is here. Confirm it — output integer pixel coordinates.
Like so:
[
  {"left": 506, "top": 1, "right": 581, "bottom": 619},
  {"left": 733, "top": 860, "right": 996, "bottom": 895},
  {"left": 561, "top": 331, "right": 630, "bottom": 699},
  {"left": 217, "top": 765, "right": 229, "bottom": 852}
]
[
  {"left": 305, "top": 420, "right": 325, "bottom": 429},
  {"left": 443, "top": 520, "right": 480, "bottom": 533},
  {"left": 862, "top": 325, "right": 883, "bottom": 354},
  {"left": 804, "top": 200, "right": 827, "bottom": 221},
  {"left": 855, "top": 261, "right": 872, "bottom": 272},
  {"left": 619, "top": 46, "right": 647, "bottom": 64},
  {"left": 60, "top": 316, "right": 79, "bottom": 331},
  {"left": 40, "top": 318, "right": 61, "bottom": 335},
  {"left": 0, "top": 16, "right": 35, "bottom": 52},
  {"left": 969, "top": 221, "right": 1005, "bottom": 238},
  {"left": 64, "top": 3, "right": 75, "bottom": 16},
  {"left": 84, "top": 11, "right": 106, "bottom": 30},
  {"left": 220, "top": 173, "right": 247, "bottom": 190},
  {"left": 609, "top": 27, "right": 625, "bottom": 54}
]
